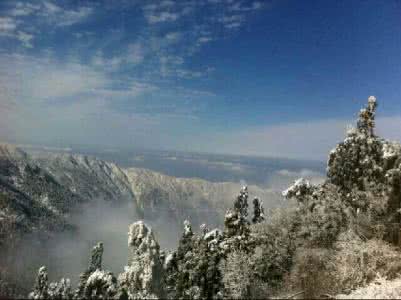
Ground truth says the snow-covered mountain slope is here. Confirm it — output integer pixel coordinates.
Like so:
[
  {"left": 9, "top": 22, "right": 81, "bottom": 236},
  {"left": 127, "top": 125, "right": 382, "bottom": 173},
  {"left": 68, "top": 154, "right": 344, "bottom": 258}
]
[
  {"left": 0, "top": 144, "right": 81, "bottom": 243},
  {"left": 125, "top": 167, "right": 282, "bottom": 227},
  {"left": 33, "top": 152, "right": 136, "bottom": 206},
  {"left": 1, "top": 143, "right": 282, "bottom": 243},
  {"left": 32, "top": 150, "right": 282, "bottom": 228}
]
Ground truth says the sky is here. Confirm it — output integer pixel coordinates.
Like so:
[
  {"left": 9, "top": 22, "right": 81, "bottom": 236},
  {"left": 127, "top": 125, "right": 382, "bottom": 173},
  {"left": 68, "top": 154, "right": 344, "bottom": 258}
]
[{"left": 1, "top": 0, "right": 401, "bottom": 160}]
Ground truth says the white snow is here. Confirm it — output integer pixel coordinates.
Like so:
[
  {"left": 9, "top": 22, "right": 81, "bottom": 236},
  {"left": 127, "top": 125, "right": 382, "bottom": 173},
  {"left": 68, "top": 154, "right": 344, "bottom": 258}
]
[
  {"left": 204, "top": 229, "right": 221, "bottom": 241},
  {"left": 282, "top": 178, "right": 310, "bottom": 197},
  {"left": 382, "top": 142, "right": 398, "bottom": 160}
]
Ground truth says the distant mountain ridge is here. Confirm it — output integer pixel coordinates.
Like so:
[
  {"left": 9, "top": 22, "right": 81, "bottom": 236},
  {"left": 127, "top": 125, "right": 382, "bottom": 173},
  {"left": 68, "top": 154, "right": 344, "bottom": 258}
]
[{"left": 0, "top": 143, "right": 282, "bottom": 244}]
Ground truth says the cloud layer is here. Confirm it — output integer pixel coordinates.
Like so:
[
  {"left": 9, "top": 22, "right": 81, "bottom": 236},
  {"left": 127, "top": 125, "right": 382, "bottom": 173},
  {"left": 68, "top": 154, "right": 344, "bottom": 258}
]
[{"left": 191, "top": 116, "right": 401, "bottom": 160}]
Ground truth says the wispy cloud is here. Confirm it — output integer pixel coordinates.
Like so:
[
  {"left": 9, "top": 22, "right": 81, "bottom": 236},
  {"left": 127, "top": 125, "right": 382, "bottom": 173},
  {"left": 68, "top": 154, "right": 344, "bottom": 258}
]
[
  {"left": 41, "top": 1, "right": 93, "bottom": 26},
  {"left": 0, "top": 17, "right": 18, "bottom": 35},
  {"left": 91, "top": 50, "right": 124, "bottom": 71},
  {"left": 8, "top": 2, "right": 40, "bottom": 17},
  {"left": 0, "top": 1, "right": 94, "bottom": 48},
  {"left": 197, "top": 36, "right": 213, "bottom": 44},
  {"left": 0, "top": 54, "right": 108, "bottom": 101},
  {"left": 0, "top": 0, "right": 272, "bottom": 151},
  {"left": 15, "top": 31, "right": 33, "bottom": 48},
  {"left": 133, "top": 0, "right": 267, "bottom": 77},
  {"left": 165, "top": 31, "right": 182, "bottom": 42},
  {"left": 218, "top": 14, "right": 244, "bottom": 29},
  {"left": 1, "top": 0, "right": 267, "bottom": 76},
  {"left": 146, "top": 11, "right": 180, "bottom": 24},
  {"left": 228, "top": 1, "right": 264, "bottom": 12},
  {"left": 0, "top": 50, "right": 214, "bottom": 147},
  {"left": 0, "top": 16, "right": 34, "bottom": 48},
  {"left": 95, "top": 82, "right": 159, "bottom": 99},
  {"left": 188, "top": 116, "right": 401, "bottom": 161},
  {"left": 142, "top": 1, "right": 195, "bottom": 24}
]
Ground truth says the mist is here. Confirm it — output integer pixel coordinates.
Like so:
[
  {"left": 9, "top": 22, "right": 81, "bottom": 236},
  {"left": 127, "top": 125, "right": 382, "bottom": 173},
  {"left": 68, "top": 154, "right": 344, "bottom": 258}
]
[{"left": 1, "top": 198, "right": 186, "bottom": 293}]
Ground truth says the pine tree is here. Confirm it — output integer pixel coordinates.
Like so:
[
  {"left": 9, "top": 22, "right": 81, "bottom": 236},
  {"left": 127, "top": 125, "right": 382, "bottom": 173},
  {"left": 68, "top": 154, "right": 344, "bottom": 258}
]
[
  {"left": 75, "top": 242, "right": 104, "bottom": 298},
  {"left": 29, "top": 266, "right": 49, "bottom": 299},
  {"left": 118, "top": 221, "right": 165, "bottom": 299},
  {"left": 252, "top": 197, "right": 265, "bottom": 224}
]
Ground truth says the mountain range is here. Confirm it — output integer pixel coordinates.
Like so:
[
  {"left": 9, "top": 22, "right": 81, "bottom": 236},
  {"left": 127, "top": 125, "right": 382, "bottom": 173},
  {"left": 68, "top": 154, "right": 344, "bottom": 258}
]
[{"left": 0, "top": 143, "right": 284, "bottom": 292}]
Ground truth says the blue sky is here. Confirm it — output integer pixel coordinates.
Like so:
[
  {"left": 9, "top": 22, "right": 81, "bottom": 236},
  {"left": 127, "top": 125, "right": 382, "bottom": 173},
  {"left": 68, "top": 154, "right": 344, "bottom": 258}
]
[{"left": 1, "top": 0, "right": 401, "bottom": 160}]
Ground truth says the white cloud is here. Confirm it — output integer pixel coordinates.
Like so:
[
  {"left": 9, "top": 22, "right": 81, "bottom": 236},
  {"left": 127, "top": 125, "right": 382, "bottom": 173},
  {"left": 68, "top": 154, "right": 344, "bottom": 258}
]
[
  {"left": 28, "top": 65, "right": 106, "bottom": 100},
  {"left": 16, "top": 31, "right": 34, "bottom": 48},
  {"left": 229, "top": 1, "right": 264, "bottom": 12},
  {"left": 224, "top": 22, "right": 242, "bottom": 29},
  {"left": 91, "top": 50, "right": 124, "bottom": 71},
  {"left": 41, "top": 1, "right": 93, "bottom": 27},
  {"left": 160, "top": 54, "right": 184, "bottom": 66},
  {"left": 0, "top": 52, "right": 167, "bottom": 146},
  {"left": 187, "top": 116, "right": 401, "bottom": 161},
  {"left": 146, "top": 11, "right": 180, "bottom": 24},
  {"left": 277, "top": 169, "right": 323, "bottom": 178},
  {"left": 95, "top": 82, "right": 158, "bottom": 99},
  {"left": 0, "top": 54, "right": 108, "bottom": 101},
  {"left": 42, "top": 1, "right": 62, "bottom": 14},
  {"left": 57, "top": 7, "right": 93, "bottom": 26},
  {"left": 0, "top": 17, "right": 17, "bottom": 34},
  {"left": 142, "top": 0, "right": 194, "bottom": 24},
  {"left": 218, "top": 14, "right": 244, "bottom": 29},
  {"left": 9, "top": 2, "right": 40, "bottom": 17},
  {"left": 165, "top": 31, "right": 181, "bottom": 42},
  {"left": 198, "top": 36, "right": 213, "bottom": 44},
  {"left": 0, "top": 17, "right": 35, "bottom": 47}
]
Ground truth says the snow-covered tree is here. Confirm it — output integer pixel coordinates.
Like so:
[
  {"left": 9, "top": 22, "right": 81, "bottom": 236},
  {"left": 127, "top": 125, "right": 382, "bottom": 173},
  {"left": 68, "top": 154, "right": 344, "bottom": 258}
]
[
  {"left": 83, "top": 270, "right": 118, "bottom": 299},
  {"left": 233, "top": 185, "right": 249, "bottom": 218},
  {"left": 29, "top": 266, "right": 49, "bottom": 299},
  {"left": 283, "top": 181, "right": 347, "bottom": 247},
  {"left": 29, "top": 267, "right": 72, "bottom": 299},
  {"left": 326, "top": 96, "right": 401, "bottom": 242},
  {"left": 47, "top": 278, "right": 72, "bottom": 300},
  {"left": 222, "top": 187, "right": 254, "bottom": 253},
  {"left": 118, "top": 221, "right": 165, "bottom": 299},
  {"left": 76, "top": 242, "right": 105, "bottom": 298}
]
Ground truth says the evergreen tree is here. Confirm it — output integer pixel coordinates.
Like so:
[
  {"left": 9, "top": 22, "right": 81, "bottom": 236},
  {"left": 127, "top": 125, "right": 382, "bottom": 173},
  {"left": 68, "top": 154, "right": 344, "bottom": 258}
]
[
  {"left": 118, "top": 221, "right": 165, "bottom": 299},
  {"left": 252, "top": 197, "right": 265, "bottom": 224},
  {"left": 30, "top": 266, "right": 49, "bottom": 299},
  {"left": 75, "top": 242, "right": 104, "bottom": 298}
]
